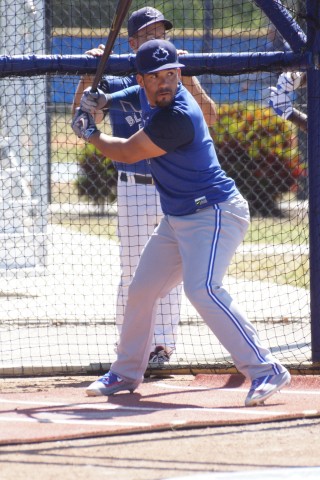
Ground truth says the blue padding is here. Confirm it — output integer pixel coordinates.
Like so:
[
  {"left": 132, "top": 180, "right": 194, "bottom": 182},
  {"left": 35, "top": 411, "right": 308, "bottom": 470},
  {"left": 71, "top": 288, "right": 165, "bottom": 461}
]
[{"left": 0, "top": 36, "right": 310, "bottom": 104}]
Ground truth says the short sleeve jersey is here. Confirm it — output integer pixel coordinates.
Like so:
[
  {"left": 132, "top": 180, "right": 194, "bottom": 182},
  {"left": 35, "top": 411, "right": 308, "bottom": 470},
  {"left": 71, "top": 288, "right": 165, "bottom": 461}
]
[{"left": 109, "top": 83, "right": 239, "bottom": 215}]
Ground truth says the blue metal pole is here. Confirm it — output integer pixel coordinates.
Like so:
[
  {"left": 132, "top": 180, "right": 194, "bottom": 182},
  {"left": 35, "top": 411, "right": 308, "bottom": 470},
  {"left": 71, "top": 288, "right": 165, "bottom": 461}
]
[
  {"left": 254, "top": 0, "right": 306, "bottom": 52},
  {"left": 306, "top": 0, "right": 320, "bottom": 362},
  {"left": 203, "top": 0, "right": 213, "bottom": 53}
]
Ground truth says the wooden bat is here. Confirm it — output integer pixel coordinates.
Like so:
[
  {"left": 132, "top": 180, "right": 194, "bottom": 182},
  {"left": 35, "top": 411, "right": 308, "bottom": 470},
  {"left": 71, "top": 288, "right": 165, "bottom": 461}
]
[{"left": 91, "top": 0, "right": 133, "bottom": 92}]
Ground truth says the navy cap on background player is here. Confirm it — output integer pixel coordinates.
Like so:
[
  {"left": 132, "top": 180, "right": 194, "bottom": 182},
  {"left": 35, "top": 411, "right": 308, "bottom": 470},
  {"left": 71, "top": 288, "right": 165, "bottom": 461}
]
[
  {"left": 135, "top": 39, "right": 185, "bottom": 74},
  {"left": 127, "top": 7, "right": 173, "bottom": 37}
]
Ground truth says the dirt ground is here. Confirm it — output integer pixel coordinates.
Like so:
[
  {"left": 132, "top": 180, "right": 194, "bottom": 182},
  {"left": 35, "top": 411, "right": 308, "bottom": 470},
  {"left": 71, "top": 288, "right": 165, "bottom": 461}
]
[
  {"left": 0, "top": 375, "right": 319, "bottom": 480},
  {"left": 0, "top": 417, "right": 319, "bottom": 480}
]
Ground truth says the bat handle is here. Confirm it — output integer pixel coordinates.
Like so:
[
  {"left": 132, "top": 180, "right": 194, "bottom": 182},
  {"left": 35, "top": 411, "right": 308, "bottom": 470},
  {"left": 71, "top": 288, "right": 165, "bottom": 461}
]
[{"left": 89, "top": 87, "right": 99, "bottom": 97}]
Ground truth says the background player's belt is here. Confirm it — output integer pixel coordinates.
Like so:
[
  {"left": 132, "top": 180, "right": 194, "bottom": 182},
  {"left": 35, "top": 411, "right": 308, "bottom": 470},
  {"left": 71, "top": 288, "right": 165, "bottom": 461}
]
[{"left": 119, "top": 172, "right": 154, "bottom": 185}]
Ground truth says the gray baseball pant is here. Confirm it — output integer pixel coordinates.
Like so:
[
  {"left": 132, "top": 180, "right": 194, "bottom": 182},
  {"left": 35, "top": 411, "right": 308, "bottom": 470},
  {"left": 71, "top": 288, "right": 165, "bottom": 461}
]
[{"left": 111, "top": 194, "right": 286, "bottom": 384}]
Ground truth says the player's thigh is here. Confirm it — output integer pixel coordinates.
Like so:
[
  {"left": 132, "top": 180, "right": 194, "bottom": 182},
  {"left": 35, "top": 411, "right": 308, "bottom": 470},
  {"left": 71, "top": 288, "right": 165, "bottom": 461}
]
[
  {"left": 130, "top": 217, "right": 182, "bottom": 297},
  {"left": 173, "top": 200, "right": 249, "bottom": 288}
]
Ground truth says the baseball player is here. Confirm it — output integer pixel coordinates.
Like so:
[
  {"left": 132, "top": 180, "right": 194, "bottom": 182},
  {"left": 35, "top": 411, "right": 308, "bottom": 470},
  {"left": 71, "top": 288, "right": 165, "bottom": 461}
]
[
  {"left": 269, "top": 71, "right": 307, "bottom": 132},
  {"left": 72, "top": 7, "right": 217, "bottom": 366},
  {"left": 72, "top": 39, "right": 291, "bottom": 407}
]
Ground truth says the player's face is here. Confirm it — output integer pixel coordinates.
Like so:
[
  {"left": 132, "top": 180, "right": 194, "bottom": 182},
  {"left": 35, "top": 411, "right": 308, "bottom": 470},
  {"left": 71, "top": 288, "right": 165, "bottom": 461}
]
[
  {"left": 129, "top": 23, "right": 167, "bottom": 52},
  {"left": 137, "top": 69, "right": 181, "bottom": 108}
]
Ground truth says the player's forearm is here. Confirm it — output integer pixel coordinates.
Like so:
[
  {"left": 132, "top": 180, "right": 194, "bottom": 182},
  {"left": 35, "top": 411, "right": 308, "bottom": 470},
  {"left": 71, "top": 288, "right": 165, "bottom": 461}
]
[
  {"left": 287, "top": 108, "right": 307, "bottom": 133},
  {"left": 87, "top": 132, "right": 136, "bottom": 163},
  {"left": 87, "top": 129, "right": 165, "bottom": 164},
  {"left": 182, "top": 76, "right": 217, "bottom": 126}
]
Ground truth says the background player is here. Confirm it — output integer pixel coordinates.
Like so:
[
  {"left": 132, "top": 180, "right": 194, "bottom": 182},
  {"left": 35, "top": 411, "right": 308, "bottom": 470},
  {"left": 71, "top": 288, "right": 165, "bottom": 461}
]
[
  {"left": 72, "top": 39, "right": 291, "bottom": 407},
  {"left": 73, "top": 7, "right": 217, "bottom": 366}
]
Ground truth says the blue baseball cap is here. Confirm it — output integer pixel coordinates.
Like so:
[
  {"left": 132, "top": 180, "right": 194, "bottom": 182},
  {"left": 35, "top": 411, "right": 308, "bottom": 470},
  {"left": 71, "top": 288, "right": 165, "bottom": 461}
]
[
  {"left": 127, "top": 7, "right": 173, "bottom": 37},
  {"left": 135, "top": 39, "right": 185, "bottom": 74}
]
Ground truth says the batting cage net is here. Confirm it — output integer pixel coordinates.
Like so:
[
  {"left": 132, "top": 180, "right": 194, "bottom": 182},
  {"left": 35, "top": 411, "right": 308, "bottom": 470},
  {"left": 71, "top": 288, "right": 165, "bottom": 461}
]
[{"left": 0, "top": 0, "right": 317, "bottom": 376}]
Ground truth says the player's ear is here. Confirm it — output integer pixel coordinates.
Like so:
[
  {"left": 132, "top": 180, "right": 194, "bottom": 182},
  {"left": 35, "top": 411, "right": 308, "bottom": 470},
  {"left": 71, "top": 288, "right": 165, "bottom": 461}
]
[
  {"left": 129, "top": 36, "right": 137, "bottom": 52},
  {"left": 136, "top": 74, "right": 144, "bottom": 87}
]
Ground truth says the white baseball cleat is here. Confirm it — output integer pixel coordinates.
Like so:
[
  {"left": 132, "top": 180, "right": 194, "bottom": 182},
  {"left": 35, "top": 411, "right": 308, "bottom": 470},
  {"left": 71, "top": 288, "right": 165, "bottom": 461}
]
[
  {"left": 245, "top": 370, "right": 291, "bottom": 407},
  {"left": 86, "top": 371, "right": 139, "bottom": 396}
]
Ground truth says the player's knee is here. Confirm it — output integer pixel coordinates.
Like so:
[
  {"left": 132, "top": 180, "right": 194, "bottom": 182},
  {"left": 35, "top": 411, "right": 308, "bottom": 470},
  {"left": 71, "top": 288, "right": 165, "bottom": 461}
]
[
  {"left": 128, "top": 277, "right": 160, "bottom": 304},
  {"left": 183, "top": 282, "right": 202, "bottom": 305},
  {"left": 127, "top": 281, "right": 146, "bottom": 303},
  {"left": 184, "top": 280, "right": 222, "bottom": 306}
]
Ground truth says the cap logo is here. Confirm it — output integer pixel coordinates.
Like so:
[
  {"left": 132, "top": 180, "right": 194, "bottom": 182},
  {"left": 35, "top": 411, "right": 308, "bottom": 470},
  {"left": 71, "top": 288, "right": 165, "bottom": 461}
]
[
  {"left": 145, "top": 7, "right": 158, "bottom": 19},
  {"left": 152, "top": 47, "right": 170, "bottom": 63}
]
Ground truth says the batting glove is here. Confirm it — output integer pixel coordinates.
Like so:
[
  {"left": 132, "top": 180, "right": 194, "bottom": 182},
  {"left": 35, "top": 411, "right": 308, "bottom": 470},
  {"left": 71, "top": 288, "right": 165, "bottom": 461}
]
[
  {"left": 71, "top": 108, "right": 100, "bottom": 140},
  {"left": 268, "top": 86, "right": 293, "bottom": 120},
  {"left": 80, "top": 87, "right": 111, "bottom": 114},
  {"left": 276, "top": 71, "right": 305, "bottom": 94}
]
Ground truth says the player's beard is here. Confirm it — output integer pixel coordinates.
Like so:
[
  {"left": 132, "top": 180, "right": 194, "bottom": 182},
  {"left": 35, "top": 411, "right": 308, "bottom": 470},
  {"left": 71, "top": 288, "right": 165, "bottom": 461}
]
[{"left": 154, "top": 88, "right": 175, "bottom": 107}]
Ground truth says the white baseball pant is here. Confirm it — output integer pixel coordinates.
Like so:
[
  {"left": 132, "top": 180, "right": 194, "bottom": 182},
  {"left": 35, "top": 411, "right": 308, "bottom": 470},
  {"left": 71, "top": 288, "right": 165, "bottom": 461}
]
[{"left": 116, "top": 172, "right": 181, "bottom": 350}]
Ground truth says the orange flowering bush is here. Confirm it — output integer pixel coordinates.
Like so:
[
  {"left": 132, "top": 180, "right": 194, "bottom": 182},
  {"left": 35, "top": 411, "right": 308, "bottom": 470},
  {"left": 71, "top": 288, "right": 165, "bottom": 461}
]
[
  {"left": 210, "top": 103, "right": 306, "bottom": 216},
  {"left": 75, "top": 144, "right": 117, "bottom": 207}
]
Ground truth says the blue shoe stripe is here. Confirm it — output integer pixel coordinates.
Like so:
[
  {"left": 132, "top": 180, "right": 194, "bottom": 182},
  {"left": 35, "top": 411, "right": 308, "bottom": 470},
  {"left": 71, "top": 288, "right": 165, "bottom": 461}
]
[{"left": 99, "top": 371, "right": 122, "bottom": 386}]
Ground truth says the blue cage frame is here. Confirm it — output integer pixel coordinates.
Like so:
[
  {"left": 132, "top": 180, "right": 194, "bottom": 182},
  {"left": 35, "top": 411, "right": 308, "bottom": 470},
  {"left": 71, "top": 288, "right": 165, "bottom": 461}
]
[{"left": 0, "top": 0, "right": 319, "bottom": 363}]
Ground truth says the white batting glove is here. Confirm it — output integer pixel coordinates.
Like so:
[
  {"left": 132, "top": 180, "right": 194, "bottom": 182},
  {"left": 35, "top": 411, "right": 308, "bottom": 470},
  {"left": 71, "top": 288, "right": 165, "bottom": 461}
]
[
  {"left": 268, "top": 86, "right": 293, "bottom": 120},
  {"left": 80, "top": 87, "right": 111, "bottom": 114},
  {"left": 276, "top": 71, "right": 305, "bottom": 94},
  {"left": 71, "top": 108, "right": 100, "bottom": 140}
]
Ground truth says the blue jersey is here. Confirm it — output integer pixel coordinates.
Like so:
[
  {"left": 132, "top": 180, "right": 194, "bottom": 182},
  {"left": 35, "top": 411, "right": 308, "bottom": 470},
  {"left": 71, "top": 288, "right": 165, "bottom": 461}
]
[
  {"left": 100, "top": 75, "right": 151, "bottom": 174},
  {"left": 109, "top": 83, "right": 239, "bottom": 215}
]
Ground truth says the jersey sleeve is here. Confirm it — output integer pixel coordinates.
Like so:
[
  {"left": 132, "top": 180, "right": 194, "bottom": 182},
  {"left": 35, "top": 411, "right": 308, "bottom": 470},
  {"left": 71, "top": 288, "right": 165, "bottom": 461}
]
[{"left": 143, "top": 108, "right": 194, "bottom": 152}]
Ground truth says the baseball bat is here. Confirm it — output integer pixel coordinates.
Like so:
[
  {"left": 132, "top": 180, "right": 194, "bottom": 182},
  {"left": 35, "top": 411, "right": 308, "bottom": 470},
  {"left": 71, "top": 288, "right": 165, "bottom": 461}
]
[{"left": 91, "top": 0, "right": 133, "bottom": 92}]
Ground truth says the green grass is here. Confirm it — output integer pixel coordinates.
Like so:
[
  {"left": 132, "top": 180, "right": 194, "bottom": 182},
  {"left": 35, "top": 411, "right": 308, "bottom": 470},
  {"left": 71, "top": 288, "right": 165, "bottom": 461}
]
[
  {"left": 55, "top": 216, "right": 118, "bottom": 241},
  {"left": 230, "top": 216, "right": 309, "bottom": 289},
  {"left": 245, "top": 216, "right": 309, "bottom": 246},
  {"left": 228, "top": 252, "right": 309, "bottom": 290},
  {"left": 50, "top": 182, "right": 118, "bottom": 240}
]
